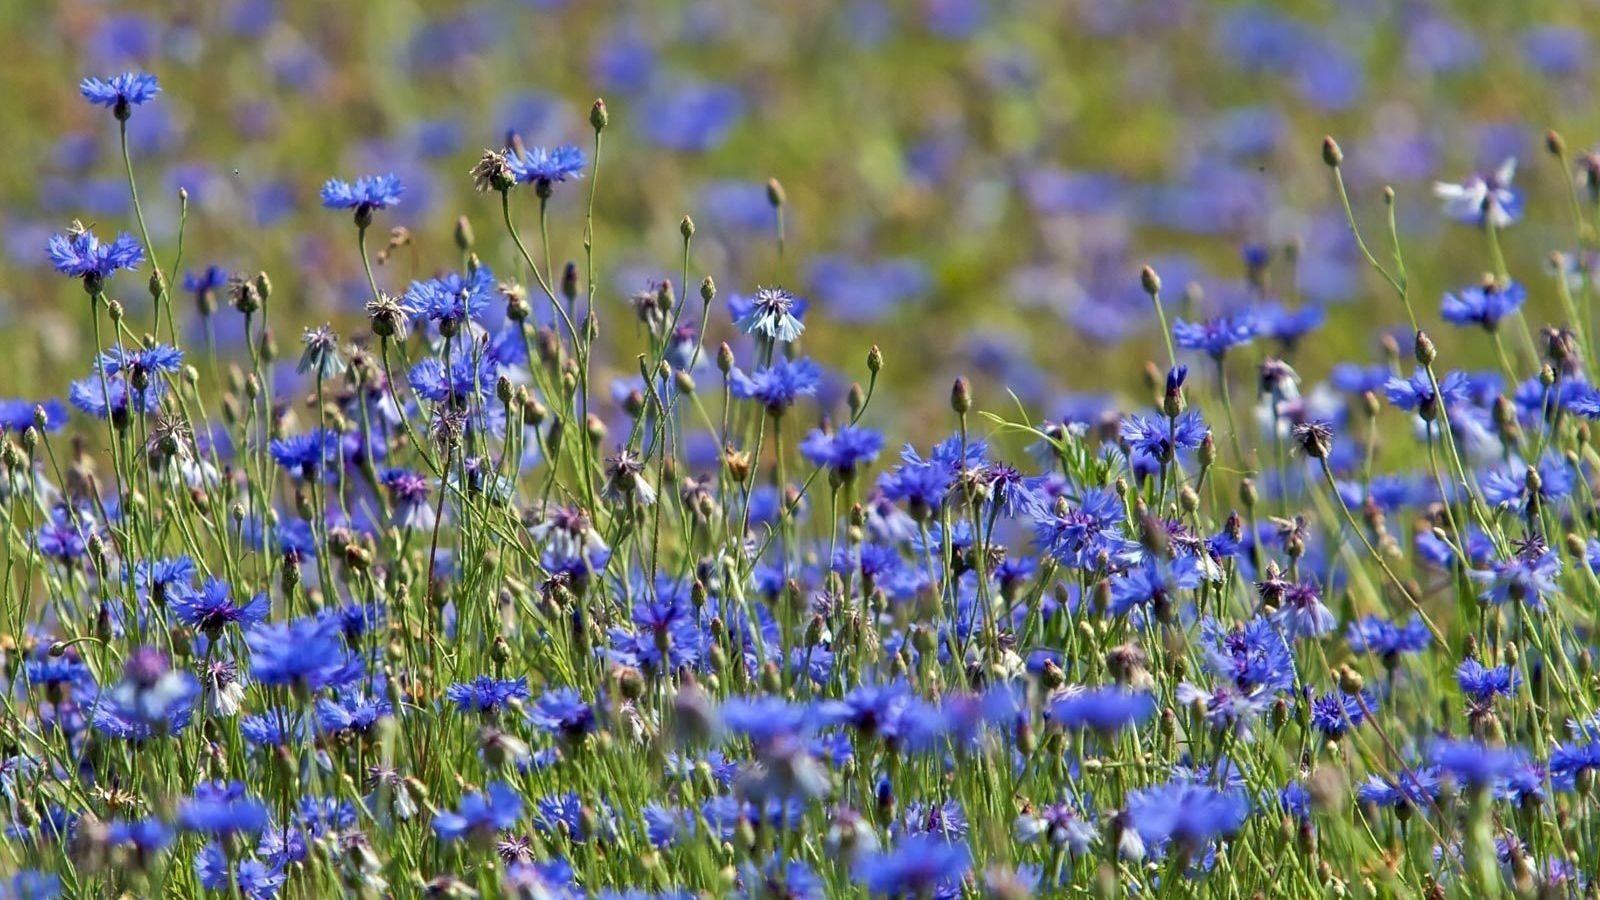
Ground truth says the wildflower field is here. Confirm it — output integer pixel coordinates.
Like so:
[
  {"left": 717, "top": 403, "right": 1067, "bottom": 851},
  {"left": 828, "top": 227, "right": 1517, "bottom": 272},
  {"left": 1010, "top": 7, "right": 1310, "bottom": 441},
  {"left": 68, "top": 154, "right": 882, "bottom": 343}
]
[{"left": 7, "top": 2, "right": 1600, "bottom": 898}]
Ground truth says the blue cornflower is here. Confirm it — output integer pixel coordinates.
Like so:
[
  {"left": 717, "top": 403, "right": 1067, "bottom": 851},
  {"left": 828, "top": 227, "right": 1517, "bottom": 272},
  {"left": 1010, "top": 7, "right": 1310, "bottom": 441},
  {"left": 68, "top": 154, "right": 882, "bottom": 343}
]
[
  {"left": 1107, "top": 556, "right": 1203, "bottom": 617},
  {"left": 34, "top": 507, "right": 91, "bottom": 562},
  {"left": 380, "top": 468, "right": 435, "bottom": 530},
  {"left": 48, "top": 227, "right": 144, "bottom": 287},
  {"left": 403, "top": 265, "right": 497, "bottom": 334},
  {"left": 740, "top": 858, "right": 826, "bottom": 900},
  {"left": 1434, "top": 158, "right": 1521, "bottom": 227},
  {"left": 1430, "top": 738, "right": 1524, "bottom": 790},
  {"left": 1047, "top": 687, "right": 1155, "bottom": 734},
  {"left": 446, "top": 676, "right": 531, "bottom": 715},
  {"left": 98, "top": 344, "right": 184, "bottom": 388},
  {"left": 193, "top": 844, "right": 284, "bottom": 898},
  {"left": 508, "top": 144, "right": 587, "bottom": 188},
  {"left": 735, "top": 287, "right": 806, "bottom": 343},
  {"left": 1254, "top": 302, "right": 1325, "bottom": 346},
  {"left": 0, "top": 399, "right": 67, "bottom": 433},
  {"left": 730, "top": 357, "right": 822, "bottom": 411},
  {"left": 1473, "top": 547, "right": 1561, "bottom": 608},
  {"left": 1121, "top": 410, "right": 1209, "bottom": 463},
  {"left": 801, "top": 425, "right": 884, "bottom": 478},
  {"left": 718, "top": 696, "right": 814, "bottom": 746},
  {"left": 1480, "top": 455, "right": 1572, "bottom": 514},
  {"left": 1027, "top": 487, "right": 1134, "bottom": 570},
  {"left": 69, "top": 371, "right": 162, "bottom": 419},
  {"left": 529, "top": 688, "right": 596, "bottom": 741},
  {"left": 316, "top": 687, "right": 393, "bottom": 736},
  {"left": 1123, "top": 779, "right": 1250, "bottom": 854},
  {"left": 854, "top": 834, "right": 970, "bottom": 898},
  {"left": 433, "top": 782, "right": 524, "bottom": 843},
  {"left": 171, "top": 577, "right": 269, "bottom": 637},
  {"left": 1384, "top": 367, "right": 1469, "bottom": 417},
  {"left": 105, "top": 817, "right": 174, "bottom": 859},
  {"left": 1345, "top": 615, "right": 1431, "bottom": 665},
  {"left": 1270, "top": 580, "right": 1335, "bottom": 640},
  {"left": 320, "top": 174, "right": 404, "bottom": 219},
  {"left": 1456, "top": 659, "right": 1519, "bottom": 700},
  {"left": 245, "top": 616, "right": 355, "bottom": 692},
  {"left": 1550, "top": 742, "right": 1600, "bottom": 781},
  {"left": 1172, "top": 313, "right": 1259, "bottom": 359},
  {"left": 1013, "top": 801, "right": 1097, "bottom": 854},
  {"left": 1308, "top": 690, "right": 1371, "bottom": 739},
  {"left": 80, "top": 71, "right": 161, "bottom": 116},
  {"left": 268, "top": 429, "right": 339, "bottom": 480},
  {"left": 178, "top": 782, "right": 269, "bottom": 836},
  {"left": 1441, "top": 279, "right": 1525, "bottom": 330},
  {"left": 183, "top": 265, "right": 229, "bottom": 310},
  {"left": 1202, "top": 616, "right": 1296, "bottom": 694},
  {"left": 407, "top": 355, "right": 496, "bottom": 405},
  {"left": 817, "top": 680, "right": 930, "bottom": 745},
  {"left": 1357, "top": 766, "right": 1441, "bottom": 810},
  {"left": 3, "top": 872, "right": 61, "bottom": 900}
]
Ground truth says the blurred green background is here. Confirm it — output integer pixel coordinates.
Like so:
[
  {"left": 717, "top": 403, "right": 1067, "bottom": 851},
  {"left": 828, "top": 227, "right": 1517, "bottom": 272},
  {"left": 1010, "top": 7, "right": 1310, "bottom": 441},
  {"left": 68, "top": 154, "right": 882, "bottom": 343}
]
[{"left": 3, "top": 0, "right": 1599, "bottom": 435}]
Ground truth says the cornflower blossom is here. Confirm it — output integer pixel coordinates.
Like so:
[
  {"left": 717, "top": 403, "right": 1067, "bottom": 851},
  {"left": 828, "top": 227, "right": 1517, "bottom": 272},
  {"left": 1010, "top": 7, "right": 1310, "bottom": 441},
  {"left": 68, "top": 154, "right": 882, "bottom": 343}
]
[
  {"left": 507, "top": 144, "right": 587, "bottom": 189},
  {"left": 48, "top": 226, "right": 144, "bottom": 289},
  {"left": 80, "top": 71, "right": 161, "bottom": 115},
  {"left": 729, "top": 357, "right": 821, "bottom": 411},
  {"left": 321, "top": 174, "right": 405, "bottom": 214},
  {"left": 1441, "top": 279, "right": 1525, "bottom": 330},
  {"left": 1121, "top": 410, "right": 1209, "bottom": 463},
  {"left": 1172, "top": 313, "right": 1259, "bottom": 359},
  {"left": 1434, "top": 158, "right": 1521, "bottom": 227},
  {"left": 735, "top": 287, "right": 806, "bottom": 342}
]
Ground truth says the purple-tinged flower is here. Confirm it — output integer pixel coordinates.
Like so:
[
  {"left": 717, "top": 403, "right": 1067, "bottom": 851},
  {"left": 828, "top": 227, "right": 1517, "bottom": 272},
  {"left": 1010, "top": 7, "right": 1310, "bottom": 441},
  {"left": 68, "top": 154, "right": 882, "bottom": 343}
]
[
  {"left": 1345, "top": 615, "right": 1430, "bottom": 666},
  {"left": 1173, "top": 313, "right": 1259, "bottom": 359},
  {"left": 508, "top": 144, "right": 586, "bottom": 189},
  {"left": 320, "top": 174, "right": 404, "bottom": 222},
  {"left": 1270, "top": 580, "right": 1335, "bottom": 640},
  {"left": 193, "top": 844, "right": 283, "bottom": 898},
  {"left": 735, "top": 287, "right": 806, "bottom": 342},
  {"left": 801, "top": 425, "right": 884, "bottom": 478},
  {"left": 433, "top": 782, "right": 523, "bottom": 843},
  {"left": 529, "top": 688, "right": 596, "bottom": 741},
  {"left": 1122, "top": 779, "right": 1249, "bottom": 854},
  {"left": 1254, "top": 302, "right": 1325, "bottom": 347},
  {"left": 1107, "top": 556, "right": 1203, "bottom": 617},
  {"left": 380, "top": 468, "right": 435, "bottom": 530},
  {"left": 730, "top": 357, "right": 822, "bottom": 411},
  {"left": 1434, "top": 158, "right": 1520, "bottom": 227},
  {"left": 1013, "top": 801, "right": 1097, "bottom": 854},
  {"left": 0, "top": 399, "right": 67, "bottom": 433},
  {"left": 1047, "top": 687, "right": 1155, "bottom": 734},
  {"left": 1308, "top": 690, "right": 1371, "bottom": 739},
  {"left": 403, "top": 265, "right": 497, "bottom": 334},
  {"left": 1441, "top": 279, "right": 1525, "bottom": 330},
  {"left": 1456, "top": 659, "right": 1519, "bottom": 701},
  {"left": 447, "top": 676, "right": 530, "bottom": 716},
  {"left": 48, "top": 227, "right": 144, "bottom": 287},
  {"left": 1357, "top": 766, "right": 1441, "bottom": 810},
  {"left": 1430, "top": 738, "right": 1524, "bottom": 789},
  {"left": 269, "top": 429, "right": 339, "bottom": 480},
  {"left": 80, "top": 71, "right": 160, "bottom": 117},
  {"left": 853, "top": 834, "right": 970, "bottom": 897},
  {"left": 171, "top": 577, "right": 269, "bottom": 637},
  {"left": 1384, "top": 367, "right": 1469, "bottom": 417},
  {"left": 1472, "top": 547, "right": 1561, "bottom": 608},
  {"left": 178, "top": 782, "right": 269, "bottom": 836},
  {"left": 245, "top": 616, "right": 356, "bottom": 692},
  {"left": 1121, "top": 410, "right": 1209, "bottom": 463}
]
